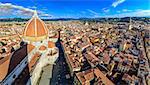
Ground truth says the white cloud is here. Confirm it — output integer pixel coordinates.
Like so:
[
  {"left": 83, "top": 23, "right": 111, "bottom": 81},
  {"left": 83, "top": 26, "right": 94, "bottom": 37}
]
[
  {"left": 117, "top": 11, "right": 121, "bottom": 13},
  {"left": 116, "top": 9, "right": 132, "bottom": 13},
  {"left": 122, "top": 9, "right": 132, "bottom": 12},
  {"left": 0, "top": 2, "right": 34, "bottom": 13},
  {"left": 27, "top": 6, "right": 37, "bottom": 9},
  {"left": 87, "top": 9, "right": 98, "bottom": 15},
  {"left": 0, "top": 2, "right": 51, "bottom": 18},
  {"left": 118, "top": 10, "right": 150, "bottom": 17},
  {"left": 40, "top": 13, "right": 52, "bottom": 18},
  {"left": 103, "top": 9, "right": 150, "bottom": 17},
  {"left": 102, "top": 8, "right": 110, "bottom": 13},
  {"left": 112, "top": 0, "right": 126, "bottom": 8}
]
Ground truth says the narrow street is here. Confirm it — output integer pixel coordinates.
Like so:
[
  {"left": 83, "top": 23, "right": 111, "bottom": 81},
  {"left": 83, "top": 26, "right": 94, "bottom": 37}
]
[{"left": 50, "top": 36, "right": 73, "bottom": 85}]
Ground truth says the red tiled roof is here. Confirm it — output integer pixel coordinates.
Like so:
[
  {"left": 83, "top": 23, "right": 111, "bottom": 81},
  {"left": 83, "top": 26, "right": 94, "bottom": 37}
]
[
  {"left": 94, "top": 68, "right": 114, "bottom": 85},
  {"left": 68, "top": 56, "right": 80, "bottom": 69},
  {"left": 27, "top": 44, "right": 35, "bottom": 53},
  {"left": 0, "top": 44, "right": 28, "bottom": 81},
  {"left": 84, "top": 71, "right": 94, "bottom": 81},
  {"left": 48, "top": 41, "right": 55, "bottom": 48},
  {"left": 28, "top": 52, "right": 40, "bottom": 72},
  {"left": 0, "top": 55, "right": 11, "bottom": 81},
  {"left": 76, "top": 69, "right": 94, "bottom": 84},
  {"left": 122, "top": 73, "right": 133, "bottom": 81},
  {"left": 39, "top": 45, "right": 47, "bottom": 51},
  {"left": 23, "top": 17, "right": 48, "bottom": 37}
]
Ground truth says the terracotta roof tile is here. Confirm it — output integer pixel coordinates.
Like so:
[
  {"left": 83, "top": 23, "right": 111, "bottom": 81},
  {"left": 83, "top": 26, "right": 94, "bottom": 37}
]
[
  {"left": 48, "top": 41, "right": 55, "bottom": 48},
  {"left": 27, "top": 44, "right": 35, "bottom": 53},
  {"left": 84, "top": 71, "right": 94, "bottom": 81},
  {"left": 24, "top": 17, "right": 48, "bottom": 37},
  {"left": 94, "top": 68, "right": 114, "bottom": 85},
  {"left": 39, "top": 45, "right": 47, "bottom": 51},
  {"left": 0, "top": 45, "right": 28, "bottom": 81},
  {"left": 76, "top": 69, "right": 95, "bottom": 84},
  {"left": 0, "top": 56, "right": 10, "bottom": 81},
  {"left": 28, "top": 52, "right": 40, "bottom": 72}
]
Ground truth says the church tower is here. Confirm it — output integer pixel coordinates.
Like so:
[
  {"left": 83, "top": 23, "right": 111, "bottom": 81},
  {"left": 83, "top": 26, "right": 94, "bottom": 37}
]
[{"left": 129, "top": 17, "right": 132, "bottom": 30}]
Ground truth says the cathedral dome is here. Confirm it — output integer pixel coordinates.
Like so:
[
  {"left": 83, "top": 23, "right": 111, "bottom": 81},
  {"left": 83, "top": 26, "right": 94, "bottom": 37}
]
[{"left": 23, "top": 11, "right": 48, "bottom": 42}]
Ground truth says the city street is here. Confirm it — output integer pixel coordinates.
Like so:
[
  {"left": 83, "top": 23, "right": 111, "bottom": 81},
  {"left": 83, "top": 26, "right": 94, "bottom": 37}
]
[{"left": 50, "top": 38, "right": 73, "bottom": 85}]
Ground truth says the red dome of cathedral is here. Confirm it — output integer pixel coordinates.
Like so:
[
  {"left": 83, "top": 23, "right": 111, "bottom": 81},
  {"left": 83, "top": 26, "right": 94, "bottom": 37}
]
[{"left": 23, "top": 11, "right": 48, "bottom": 42}]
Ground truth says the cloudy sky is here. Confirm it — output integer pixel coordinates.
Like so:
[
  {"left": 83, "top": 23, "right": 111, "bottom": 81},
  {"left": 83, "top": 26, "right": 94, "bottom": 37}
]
[{"left": 0, "top": 0, "right": 150, "bottom": 18}]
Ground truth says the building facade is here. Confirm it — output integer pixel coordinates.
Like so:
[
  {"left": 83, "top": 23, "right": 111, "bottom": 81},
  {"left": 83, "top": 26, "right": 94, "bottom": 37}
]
[{"left": 0, "top": 11, "right": 59, "bottom": 85}]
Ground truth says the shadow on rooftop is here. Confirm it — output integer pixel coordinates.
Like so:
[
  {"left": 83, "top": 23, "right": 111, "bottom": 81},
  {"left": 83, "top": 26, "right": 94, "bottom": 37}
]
[{"left": 0, "top": 42, "right": 31, "bottom": 85}]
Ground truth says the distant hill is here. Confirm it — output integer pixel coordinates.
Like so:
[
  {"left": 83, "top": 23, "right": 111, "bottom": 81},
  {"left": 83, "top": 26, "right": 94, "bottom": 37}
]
[
  {"left": 0, "top": 17, "right": 149, "bottom": 23},
  {"left": 0, "top": 18, "right": 29, "bottom": 22}
]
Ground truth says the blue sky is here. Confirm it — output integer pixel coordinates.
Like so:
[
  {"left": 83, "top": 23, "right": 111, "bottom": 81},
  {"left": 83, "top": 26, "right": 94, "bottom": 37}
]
[{"left": 0, "top": 0, "right": 150, "bottom": 18}]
